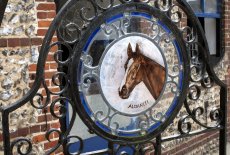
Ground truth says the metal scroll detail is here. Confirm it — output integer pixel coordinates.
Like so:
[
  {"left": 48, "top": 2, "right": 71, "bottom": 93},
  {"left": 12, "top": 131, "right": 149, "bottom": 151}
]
[
  {"left": 74, "top": 11, "right": 187, "bottom": 139},
  {"left": 0, "top": 0, "right": 226, "bottom": 155}
]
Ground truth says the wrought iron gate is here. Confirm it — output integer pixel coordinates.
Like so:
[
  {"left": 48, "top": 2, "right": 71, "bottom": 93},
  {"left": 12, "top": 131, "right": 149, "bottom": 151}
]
[{"left": 0, "top": 0, "right": 227, "bottom": 154}]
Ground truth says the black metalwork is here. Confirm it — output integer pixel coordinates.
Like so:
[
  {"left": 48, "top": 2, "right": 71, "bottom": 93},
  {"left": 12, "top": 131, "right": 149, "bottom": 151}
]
[
  {"left": 0, "top": 0, "right": 8, "bottom": 26},
  {"left": 0, "top": 0, "right": 227, "bottom": 155}
]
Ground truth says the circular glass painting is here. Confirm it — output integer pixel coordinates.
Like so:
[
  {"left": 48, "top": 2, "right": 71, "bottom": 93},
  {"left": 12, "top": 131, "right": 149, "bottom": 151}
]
[
  {"left": 100, "top": 36, "right": 166, "bottom": 115},
  {"left": 72, "top": 3, "right": 188, "bottom": 143}
]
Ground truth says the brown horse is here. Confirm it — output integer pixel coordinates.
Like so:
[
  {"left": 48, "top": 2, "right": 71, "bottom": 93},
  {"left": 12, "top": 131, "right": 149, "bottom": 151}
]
[{"left": 119, "top": 43, "right": 166, "bottom": 100}]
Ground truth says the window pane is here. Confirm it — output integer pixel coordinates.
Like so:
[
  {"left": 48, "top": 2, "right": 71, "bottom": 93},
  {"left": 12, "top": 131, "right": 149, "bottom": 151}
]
[
  {"left": 205, "top": 18, "right": 216, "bottom": 55},
  {"left": 186, "top": 0, "right": 202, "bottom": 13},
  {"left": 205, "top": 0, "right": 218, "bottom": 13}
]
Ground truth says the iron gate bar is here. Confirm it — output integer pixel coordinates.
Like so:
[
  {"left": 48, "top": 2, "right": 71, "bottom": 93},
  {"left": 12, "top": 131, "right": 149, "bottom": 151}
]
[
  {"left": 0, "top": 0, "right": 227, "bottom": 154},
  {"left": 155, "top": 134, "right": 161, "bottom": 155},
  {"left": 1, "top": 110, "right": 10, "bottom": 154},
  {"left": 219, "top": 87, "right": 227, "bottom": 155},
  {"left": 0, "top": 0, "right": 78, "bottom": 154},
  {"left": 0, "top": 0, "right": 8, "bottom": 26}
]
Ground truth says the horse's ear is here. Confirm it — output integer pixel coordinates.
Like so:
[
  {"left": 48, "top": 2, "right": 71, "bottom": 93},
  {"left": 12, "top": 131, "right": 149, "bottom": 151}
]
[
  {"left": 135, "top": 43, "right": 145, "bottom": 62},
  {"left": 127, "top": 43, "right": 133, "bottom": 58},
  {"left": 136, "top": 43, "right": 141, "bottom": 56}
]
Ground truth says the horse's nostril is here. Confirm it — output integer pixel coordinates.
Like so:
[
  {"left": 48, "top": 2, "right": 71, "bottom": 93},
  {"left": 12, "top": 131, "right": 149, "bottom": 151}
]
[
  {"left": 122, "top": 86, "right": 127, "bottom": 93},
  {"left": 119, "top": 85, "right": 130, "bottom": 99},
  {"left": 122, "top": 86, "right": 126, "bottom": 90}
]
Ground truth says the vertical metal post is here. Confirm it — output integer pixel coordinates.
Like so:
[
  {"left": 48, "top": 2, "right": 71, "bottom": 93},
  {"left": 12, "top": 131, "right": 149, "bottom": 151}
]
[
  {"left": 1, "top": 111, "right": 11, "bottom": 155},
  {"left": 108, "top": 142, "right": 114, "bottom": 155},
  {"left": 155, "top": 134, "right": 162, "bottom": 155},
  {"left": 54, "top": 0, "right": 68, "bottom": 12},
  {"left": 219, "top": 87, "right": 227, "bottom": 155},
  {"left": 200, "top": 0, "right": 205, "bottom": 13},
  {"left": 219, "top": 2, "right": 227, "bottom": 154},
  {"left": 0, "top": 0, "right": 8, "bottom": 26},
  {"left": 53, "top": 1, "right": 69, "bottom": 154}
]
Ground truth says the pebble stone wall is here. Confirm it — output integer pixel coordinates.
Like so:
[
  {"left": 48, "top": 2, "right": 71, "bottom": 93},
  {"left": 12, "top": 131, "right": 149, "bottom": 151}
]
[
  {"left": 0, "top": 0, "right": 229, "bottom": 155},
  {"left": 0, "top": 0, "right": 60, "bottom": 154}
]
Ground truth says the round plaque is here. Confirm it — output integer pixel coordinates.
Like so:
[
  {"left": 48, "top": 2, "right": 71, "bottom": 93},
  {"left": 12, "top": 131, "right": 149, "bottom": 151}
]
[
  {"left": 71, "top": 3, "right": 189, "bottom": 143},
  {"left": 100, "top": 35, "right": 166, "bottom": 115}
]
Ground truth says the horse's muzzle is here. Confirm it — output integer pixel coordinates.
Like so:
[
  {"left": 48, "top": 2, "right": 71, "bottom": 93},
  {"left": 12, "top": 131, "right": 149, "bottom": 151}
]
[{"left": 119, "top": 85, "right": 130, "bottom": 99}]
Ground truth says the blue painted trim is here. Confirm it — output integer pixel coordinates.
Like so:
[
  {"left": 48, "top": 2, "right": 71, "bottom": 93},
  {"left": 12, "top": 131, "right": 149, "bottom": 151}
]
[
  {"left": 77, "top": 61, "right": 82, "bottom": 84},
  {"left": 66, "top": 100, "right": 70, "bottom": 128},
  {"left": 68, "top": 136, "right": 133, "bottom": 154},
  {"left": 165, "top": 98, "right": 178, "bottom": 116},
  {"left": 83, "top": 28, "right": 100, "bottom": 52},
  {"left": 68, "top": 136, "right": 108, "bottom": 153},
  {"left": 95, "top": 121, "right": 111, "bottom": 133},
  {"left": 194, "top": 0, "right": 221, "bottom": 18},
  {"left": 117, "top": 131, "right": 139, "bottom": 137},
  {"left": 173, "top": 41, "right": 183, "bottom": 64},
  {"left": 115, "top": 146, "right": 134, "bottom": 155},
  {"left": 131, "top": 12, "right": 152, "bottom": 19},
  {"left": 217, "top": 0, "right": 221, "bottom": 14},
  {"left": 80, "top": 93, "right": 93, "bottom": 117},
  {"left": 148, "top": 122, "right": 161, "bottom": 132},
  {"left": 106, "top": 14, "right": 124, "bottom": 24},
  {"left": 195, "top": 13, "right": 220, "bottom": 18},
  {"left": 157, "top": 21, "right": 171, "bottom": 34}
]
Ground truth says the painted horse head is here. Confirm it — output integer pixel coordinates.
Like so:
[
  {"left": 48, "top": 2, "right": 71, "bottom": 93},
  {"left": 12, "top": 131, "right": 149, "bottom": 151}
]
[{"left": 119, "top": 43, "right": 166, "bottom": 100}]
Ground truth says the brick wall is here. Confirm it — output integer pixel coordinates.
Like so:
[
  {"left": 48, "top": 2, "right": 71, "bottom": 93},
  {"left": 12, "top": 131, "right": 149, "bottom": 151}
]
[
  {"left": 0, "top": 0, "right": 229, "bottom": 154},
  {"left": 161, "top": 0, "right": 230, "bottom": 154},
  {"left": 28, "top": 0, "right": 62, "bottom": 154},
  {"left": 225, "top": 0, "right": 230, "bottom": 143},
  {"left": 0, "top": 0, "right": 62, "bottom": 154}
]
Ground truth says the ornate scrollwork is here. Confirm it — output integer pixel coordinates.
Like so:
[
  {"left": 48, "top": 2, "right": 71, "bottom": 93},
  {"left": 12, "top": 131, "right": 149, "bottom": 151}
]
[
  {"left": 46, "top": 129, "right": 62, "bottom": 142},
  {"left": 11, "top": 138, "right": 33, "bottom": 155},
  {"left": 150, "top": 109, "right": 166, "bottom": 123},
  {"left": 0, "top": 0, "right": 226, "bottom": 154},
  {"left": 115, "top": 145, "right": 136, "bottom": 155},
  {"left": 50, "top": 97, "right": 68, "bottom": 119},
  {"left": 30, "top": 81, "right": 51, "bottom": 109},
  {"left": 138, "top": 141, "right": 157, "bottom": 154},
  {"left": 155, "top": 0, "right": 172, "bottom": 12},
  {"left": 80, "top": 55, "right": 99, "bottom": 89},
  {"left": 181, "top": 26, "right": 196, "bottom": 43},
  {"left": 75, "top": 4, "right": 186, "bottom": 139},
  {"left": 188, "top": 85, "right": 201, "bottom": 101},
  {"left": 49, "top": 72, "right": 69, "bottom": 95},
  {"left": 201, "top": 75, "right": 214, "bottom": 88},
  {"left": 95, "top": 0, "right": 114, "bottom": 10},
  {"left": 58, "top": 22, "right": 81, "bottom": 44},
  {"left": 51, "top": 42, "right": 73, "bottom": 65},
  {"left": 178, "top": 115, "right": 192, "bottom": 134},
  {"left": 168, "top": 5, "right": 182, "bottom": 23},
  {"left": 80, "top": 2, "right": 97, "bottom": 22},
  {"left": 94, "top": 108, "right": 111, "bottom": 122},
  {"left": 45, "top": 96, "right": 77, "bottom": 154},
  {"left": 65, "top": 136, "right": 84, "bottom": 155},
  {"left": 210, "top": 108, "right": 222, "bottom": 124}
]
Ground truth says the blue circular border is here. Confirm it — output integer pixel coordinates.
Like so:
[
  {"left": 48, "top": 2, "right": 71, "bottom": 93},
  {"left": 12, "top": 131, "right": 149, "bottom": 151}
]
[{"left": 77, "top": 12, "right": 184, "bottom": 137}]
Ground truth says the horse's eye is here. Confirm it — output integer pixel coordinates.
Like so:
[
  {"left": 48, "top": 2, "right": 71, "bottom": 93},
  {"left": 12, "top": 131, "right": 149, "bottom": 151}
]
[
  {"left": 130, "top": 65, "right": 140, "bottom": 79},
  {"left": 132, "top": 74, "right": 136, "bottom": 79},
  {"left": 131, "top": 71, "right": 137, "bottom": 79}
]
